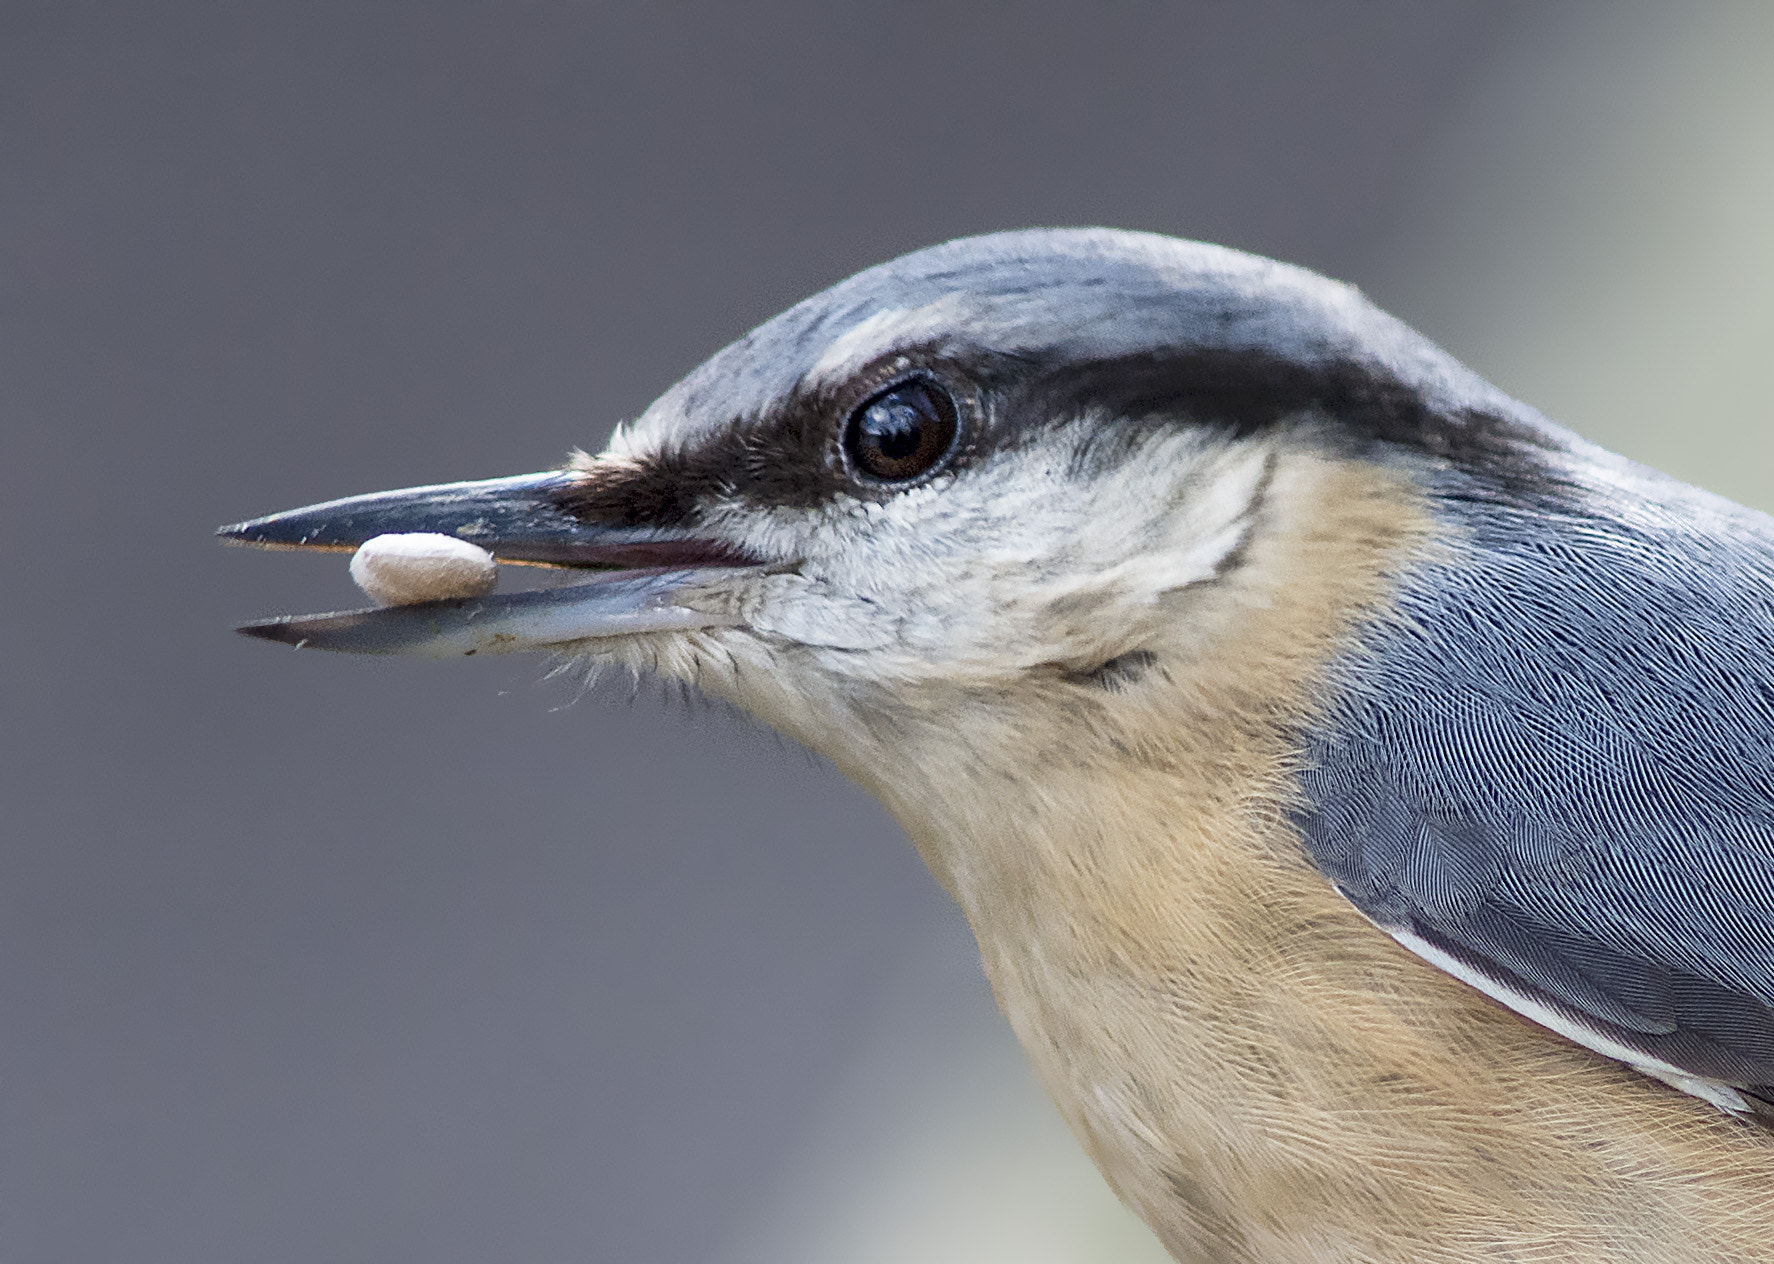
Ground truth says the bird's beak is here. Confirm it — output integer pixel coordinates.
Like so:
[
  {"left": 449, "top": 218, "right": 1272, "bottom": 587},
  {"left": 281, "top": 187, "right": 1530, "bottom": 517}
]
[{"left": 219, "top": 471, "right": 770, "bottom": 657}]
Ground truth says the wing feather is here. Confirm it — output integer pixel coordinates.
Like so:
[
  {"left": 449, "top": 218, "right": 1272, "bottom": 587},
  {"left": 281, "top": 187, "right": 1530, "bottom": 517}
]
[{"left": 1295, "top": 453, "right": 1774, "bottom": 1108}]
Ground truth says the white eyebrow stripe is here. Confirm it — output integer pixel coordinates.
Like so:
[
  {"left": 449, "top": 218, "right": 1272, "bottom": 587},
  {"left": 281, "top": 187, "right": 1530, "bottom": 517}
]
[{"left": 808, "top": 294, "right": 993, "bottom": 385}]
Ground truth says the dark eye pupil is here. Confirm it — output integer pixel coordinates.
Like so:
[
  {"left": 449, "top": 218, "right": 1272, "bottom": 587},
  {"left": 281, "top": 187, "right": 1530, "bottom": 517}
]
[{"left": 844, "top": 381, "right": 958, "bottom": 481}]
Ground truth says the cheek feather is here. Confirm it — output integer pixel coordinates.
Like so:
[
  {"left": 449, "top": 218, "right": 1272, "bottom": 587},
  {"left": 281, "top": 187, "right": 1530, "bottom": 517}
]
[{"left": 748, "top": 431, "right": 1286, "bottom": 682}]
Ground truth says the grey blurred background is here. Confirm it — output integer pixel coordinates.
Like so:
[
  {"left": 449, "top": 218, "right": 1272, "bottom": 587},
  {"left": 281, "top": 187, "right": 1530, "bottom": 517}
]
[{"left": 4, "top": 3, "right": 1770, "bottom": 1261}]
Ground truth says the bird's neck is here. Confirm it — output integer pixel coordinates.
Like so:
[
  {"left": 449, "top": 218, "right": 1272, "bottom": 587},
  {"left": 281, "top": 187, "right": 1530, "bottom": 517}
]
[
  {"left": 844, "top": 452, "right": 1432, "bottom": 1259},
  {"left": 868, "top": 450, "right": 1428, "bottom": 925},
  {"left": 843, "top": 456, "right": 1774, "bottom": 1263}
]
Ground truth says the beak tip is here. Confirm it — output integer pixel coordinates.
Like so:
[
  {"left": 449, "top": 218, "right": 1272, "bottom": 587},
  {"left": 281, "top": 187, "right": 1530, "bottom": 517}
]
[
  {"left": 217, "top": 515, "right": 296, "bottom": 546},
  {"left": 235, "top": 619, "right": 305, "bottom": 647}
]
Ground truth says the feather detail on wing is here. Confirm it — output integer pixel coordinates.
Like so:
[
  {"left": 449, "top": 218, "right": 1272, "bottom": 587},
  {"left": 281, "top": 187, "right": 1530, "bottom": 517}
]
[{"left": 1294, "top": 448, "right": 1774, "bottom": 1116}]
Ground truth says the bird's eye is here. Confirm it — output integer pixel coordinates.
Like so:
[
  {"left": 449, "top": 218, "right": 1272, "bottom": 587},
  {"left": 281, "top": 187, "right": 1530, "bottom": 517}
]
[{"left": 843, "top": 380, "right": 959, "bottom": 482}]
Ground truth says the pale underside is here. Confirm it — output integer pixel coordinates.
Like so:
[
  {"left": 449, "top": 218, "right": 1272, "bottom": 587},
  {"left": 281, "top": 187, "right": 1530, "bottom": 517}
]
[
  {"left": 603, "top": 443, "right": 1774, "bottom": 1264},
  {"left": 917, "top": 455, "right": 1774, "bottom": 1264}
]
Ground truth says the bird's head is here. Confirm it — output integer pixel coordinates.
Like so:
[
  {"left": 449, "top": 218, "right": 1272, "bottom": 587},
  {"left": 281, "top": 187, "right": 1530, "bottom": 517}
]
[{"left": 225, "top": 229, "right": 1558, "bottom": 883}]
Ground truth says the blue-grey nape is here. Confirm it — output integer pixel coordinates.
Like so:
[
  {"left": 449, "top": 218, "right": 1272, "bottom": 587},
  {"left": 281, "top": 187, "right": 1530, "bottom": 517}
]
[{"left": 1294, "top": 456, "right": 1774, "bottom": 1102}]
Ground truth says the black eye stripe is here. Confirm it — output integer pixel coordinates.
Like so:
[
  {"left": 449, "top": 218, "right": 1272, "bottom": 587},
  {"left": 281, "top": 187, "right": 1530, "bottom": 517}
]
[
  {"left": 843, "top": 380, "right": 960, "bottom": 483},
  {"left": 552, "top": 344, "right": 1554, "bottom": 529}
]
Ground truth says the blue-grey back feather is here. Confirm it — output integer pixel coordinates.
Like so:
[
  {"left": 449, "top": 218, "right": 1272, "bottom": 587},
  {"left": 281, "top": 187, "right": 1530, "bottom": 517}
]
[{"left": 1297, "top": 444, "right": 1774, "bottom": 1095}]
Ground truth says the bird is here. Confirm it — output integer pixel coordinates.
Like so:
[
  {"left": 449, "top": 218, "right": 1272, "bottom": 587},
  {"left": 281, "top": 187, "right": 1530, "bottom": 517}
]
[{"left": 222, "top": 228, "right": 1774, "bottom": 1264}]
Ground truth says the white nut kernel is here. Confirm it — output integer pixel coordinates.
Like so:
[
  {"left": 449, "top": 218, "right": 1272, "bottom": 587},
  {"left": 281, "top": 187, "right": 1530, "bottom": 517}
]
[{"left": 349, "top": 533, "right": 498, "bottom": 606}]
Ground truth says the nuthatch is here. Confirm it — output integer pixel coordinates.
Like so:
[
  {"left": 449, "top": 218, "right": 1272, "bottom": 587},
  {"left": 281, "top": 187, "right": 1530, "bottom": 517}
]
[{"left": 223, "top": 229, "right": 1774, "bottom": 1263}]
